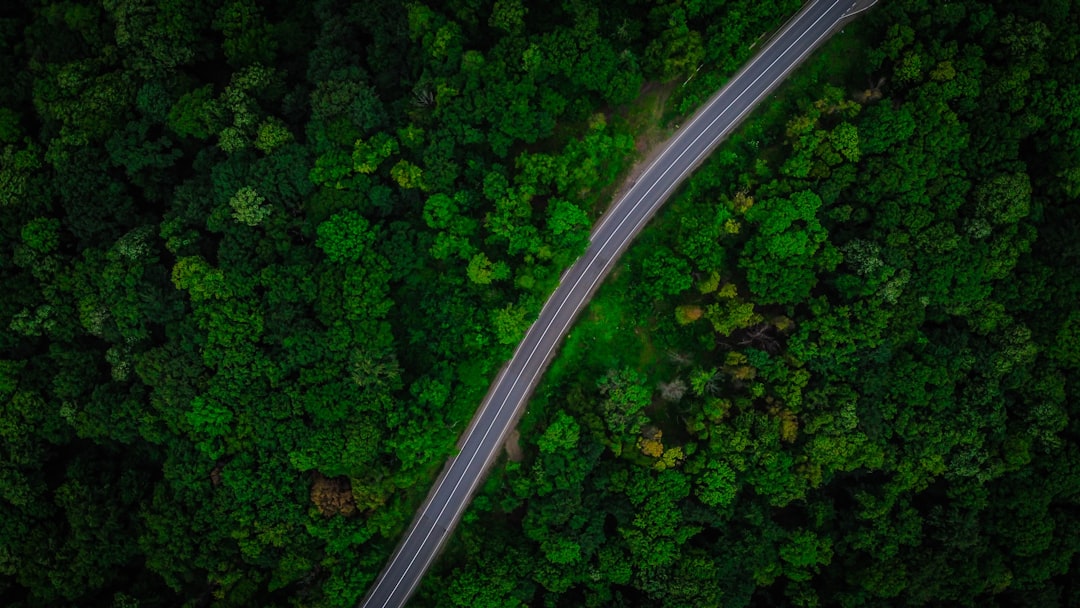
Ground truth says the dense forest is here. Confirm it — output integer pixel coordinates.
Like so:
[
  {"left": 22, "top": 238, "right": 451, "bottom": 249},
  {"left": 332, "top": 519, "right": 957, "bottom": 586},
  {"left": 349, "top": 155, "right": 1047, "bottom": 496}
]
[{"left": 1, "top": 0, "right": 1078, "bottom": 607}]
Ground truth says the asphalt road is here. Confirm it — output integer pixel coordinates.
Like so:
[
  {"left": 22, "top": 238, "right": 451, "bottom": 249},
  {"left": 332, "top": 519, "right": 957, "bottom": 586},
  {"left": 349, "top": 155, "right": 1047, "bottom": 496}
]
[{"left": 360, "top": 1, "right": 871, "bottom": 605}]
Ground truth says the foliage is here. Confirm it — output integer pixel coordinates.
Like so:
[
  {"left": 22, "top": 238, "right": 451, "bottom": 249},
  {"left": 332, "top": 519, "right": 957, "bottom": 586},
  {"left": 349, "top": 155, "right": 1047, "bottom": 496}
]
[{"left": 4, "top": 0, "right": 1079, "bottom": 606}]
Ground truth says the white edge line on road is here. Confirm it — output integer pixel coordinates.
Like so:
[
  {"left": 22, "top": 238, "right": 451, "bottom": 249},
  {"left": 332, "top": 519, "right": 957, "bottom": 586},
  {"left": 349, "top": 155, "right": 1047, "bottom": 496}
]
[
  {"left": 843, "top": 0, "right": 878, "bottom": 19},
  {"left": 371, "top": 2, "right": 842, "bottom": 604}
]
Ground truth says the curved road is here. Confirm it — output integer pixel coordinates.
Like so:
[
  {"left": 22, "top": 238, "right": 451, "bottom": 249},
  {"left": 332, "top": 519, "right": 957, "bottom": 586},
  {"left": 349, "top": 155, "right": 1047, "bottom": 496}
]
[{"left": 361, "top": 1, "right": 874, "bottom": 605}]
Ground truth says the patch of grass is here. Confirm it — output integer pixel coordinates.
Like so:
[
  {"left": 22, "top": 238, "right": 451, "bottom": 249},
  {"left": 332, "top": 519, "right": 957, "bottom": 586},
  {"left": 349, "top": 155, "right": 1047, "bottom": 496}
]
[
  {"left": 754, "top": 22, "right": 873, "bottom": 128},
  {"left": 621, "top": 81, "right": 679, "bottom": 136},
  {"left": 586, "top": 81, "right": 680, "bottom": 220},
  {"left": 544, "top": 276, "right": 634, "bottom": 384}
]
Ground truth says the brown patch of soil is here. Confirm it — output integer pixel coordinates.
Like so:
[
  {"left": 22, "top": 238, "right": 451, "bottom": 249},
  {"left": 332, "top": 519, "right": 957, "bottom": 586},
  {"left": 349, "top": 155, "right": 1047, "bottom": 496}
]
[
  {"left": 504, "top": 429, "right": 524, "bottom": 462},
  {"left": 310, "top": 472, "right": 357, "bottom": 517},
  {"left": 608, "top": 81, "right": 681, "bottom": 207}
]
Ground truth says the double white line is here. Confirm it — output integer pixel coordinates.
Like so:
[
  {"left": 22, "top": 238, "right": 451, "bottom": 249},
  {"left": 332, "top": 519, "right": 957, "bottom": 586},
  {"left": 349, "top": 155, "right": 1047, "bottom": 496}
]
[{"left": 364, "top": 0, "right": 852, "bottom": 605}]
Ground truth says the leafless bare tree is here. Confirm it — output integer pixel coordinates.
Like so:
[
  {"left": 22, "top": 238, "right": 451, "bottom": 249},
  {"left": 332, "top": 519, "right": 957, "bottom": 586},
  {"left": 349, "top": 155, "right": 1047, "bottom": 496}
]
[
  {"left": 412, "top": 87, "right": 434, "bottom": 107},
  {"left": 735, "top": 322, "right": 782, "bottom": 354},
  {"left": 666, "top": 349, "right": 693, "bottom": 367},
  {"left": 659, "top": 378, "right": 688, "bottom": 403}
]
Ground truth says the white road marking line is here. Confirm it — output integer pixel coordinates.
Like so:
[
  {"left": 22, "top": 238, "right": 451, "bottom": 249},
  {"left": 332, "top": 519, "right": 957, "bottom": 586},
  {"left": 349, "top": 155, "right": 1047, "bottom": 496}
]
[
  {"left": 844, "top": 0, "right": 878, "bottom": 18},
  {"left": 369, "top": 0, "right": 845, "bottom": 604}
]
